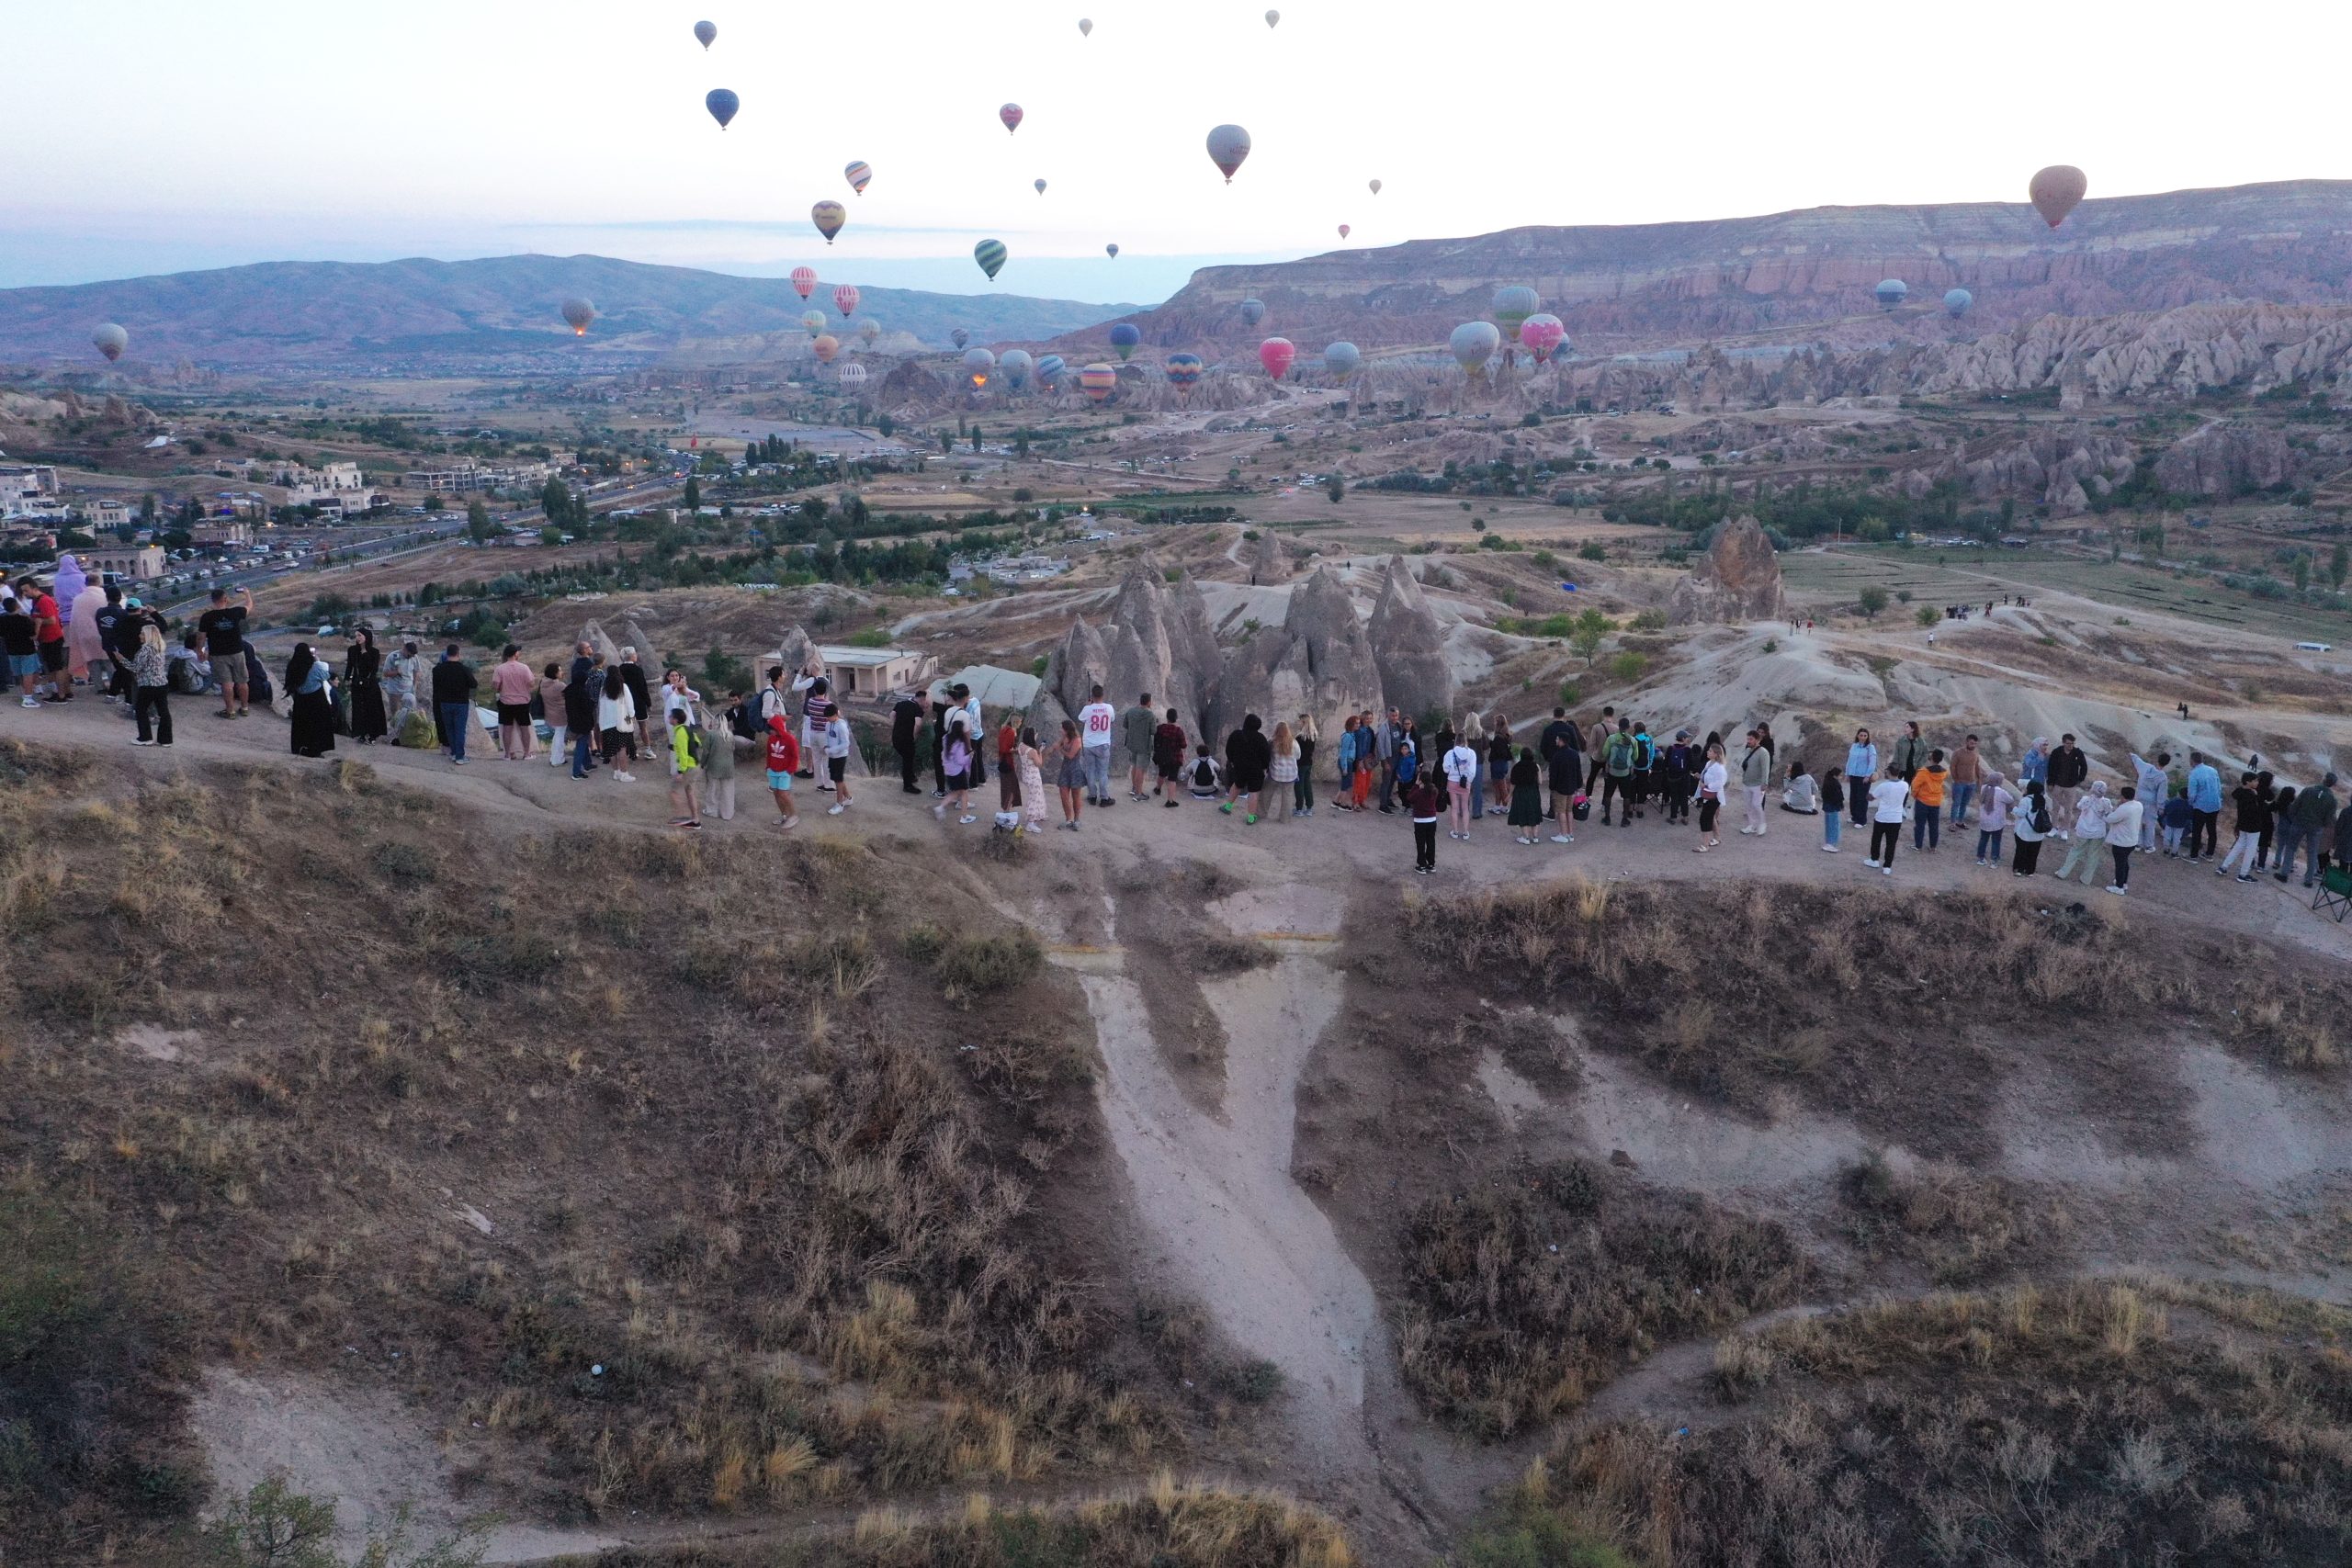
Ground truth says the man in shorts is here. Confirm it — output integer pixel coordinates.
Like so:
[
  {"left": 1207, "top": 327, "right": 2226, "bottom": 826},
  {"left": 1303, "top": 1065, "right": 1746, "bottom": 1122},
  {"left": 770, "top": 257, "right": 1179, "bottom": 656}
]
[
  {"left": 763, "top": 716, "right": 800, "bottom": 829},
  {"left": 0, "top": 594, "right": 40, "bottom": 708},
  {"left": 822, "top": 712, "right": 855, "bottom": 815},
  {"left": 197, "top": 585, "right": 254, "bottom": 717},
  {"left": 1121, "top": 691, "right": 1159, "bottom": 801}
]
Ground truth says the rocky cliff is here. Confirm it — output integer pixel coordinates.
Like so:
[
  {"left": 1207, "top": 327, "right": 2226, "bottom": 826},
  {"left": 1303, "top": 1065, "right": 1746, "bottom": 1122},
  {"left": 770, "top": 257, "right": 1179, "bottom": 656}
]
[
  {"left": 1365, "top": 558, "right": 1455, "bottom": 724},
  {"left": 1667, "top": 516, "right": 1787, "bottom": 626}
]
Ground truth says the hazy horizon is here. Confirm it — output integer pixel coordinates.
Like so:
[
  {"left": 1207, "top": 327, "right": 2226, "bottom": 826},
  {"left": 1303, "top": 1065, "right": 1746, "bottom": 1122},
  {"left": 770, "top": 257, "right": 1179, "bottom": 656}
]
[{"left": 9, "top": 0, "right": 2347, "bottom": 301}]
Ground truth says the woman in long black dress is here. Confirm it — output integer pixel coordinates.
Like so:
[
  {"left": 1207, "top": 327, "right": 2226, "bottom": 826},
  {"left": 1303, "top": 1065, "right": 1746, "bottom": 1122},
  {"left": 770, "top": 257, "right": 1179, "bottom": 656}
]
[
  {"left": 344, "top": 627, "right": 386, "bottom": 743},
  {"left": 286, "top": 643, "right": 337, "bottom": 759}
]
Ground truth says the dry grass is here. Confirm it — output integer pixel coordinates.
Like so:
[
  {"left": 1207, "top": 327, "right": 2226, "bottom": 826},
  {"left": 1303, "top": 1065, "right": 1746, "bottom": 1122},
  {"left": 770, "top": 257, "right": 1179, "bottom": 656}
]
[
  {"left": 1408, "top": 879, "right": 2352, "bottom": 1155},
  {"left": 1838, "top": 1151, "right": 2064, "bottom": 1285},
  {"left": 1510, "top": 1279, "right": 2352, "bottom": 1566},
  {"left": 1395, "top": 1158, "right": 1810, "bottom": 1438},
  {"left": 0, "top": 751, "right": 1167, "bottom": 1552},
  {"left": 594, "top": 1475, "right": 1355, "bottom": 1566}
]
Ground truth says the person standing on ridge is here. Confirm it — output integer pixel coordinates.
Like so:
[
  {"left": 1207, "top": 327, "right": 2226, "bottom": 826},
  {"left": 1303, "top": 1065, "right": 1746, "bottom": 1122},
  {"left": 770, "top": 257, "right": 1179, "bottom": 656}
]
[
  {"left": 1122, "top": 691, "right": 1159, "bottom": 801},
  {"left": 2041, "top": 735, "right": 2080, "bottom": 831},
  {"left": 1077, "top": 683, "right": 1117, "bottom": 807},
  {"left": 1843, "top": 728, "right": 1878, "bottom": 829}
]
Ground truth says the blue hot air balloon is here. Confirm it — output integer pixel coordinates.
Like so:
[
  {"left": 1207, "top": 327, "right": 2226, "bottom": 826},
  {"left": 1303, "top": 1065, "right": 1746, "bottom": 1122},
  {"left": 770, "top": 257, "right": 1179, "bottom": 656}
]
[
  {"left": 1323, "top": 341, "right": 1362, "bottom": 376},
  {"left": 1238, "top": 299, "right": 1265, "bottom": 328},
  {"left": 1943, "top": 288, "right": 1973, "bottom": 319},
  {"left": 1000, "top": 348, "right": 1035, "bottom": 389},
  {"left": 1035, "top": 354, "right": 1067, "bottom": 388},
  {"left": 1108, "top": 322, "right": 1141, "bottom": 362},
  {"left": 705, "top": 88, "right": 740, "bottom": 129},
  {"left": 1874, "top": 278, "right": 1908, "bottom": 310},
  {"left": 1164, "top": 353, "right": 1204, "bottom": 390}
]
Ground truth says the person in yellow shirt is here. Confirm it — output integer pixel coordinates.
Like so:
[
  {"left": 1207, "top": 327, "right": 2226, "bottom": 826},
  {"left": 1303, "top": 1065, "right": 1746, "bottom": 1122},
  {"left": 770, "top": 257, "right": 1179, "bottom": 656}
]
[
  {"left": 1910, "top": 749, "right": 1949, "bottom": 852},
  {"left": 667, "top": 705, "right": 703, "bottom": 829}
]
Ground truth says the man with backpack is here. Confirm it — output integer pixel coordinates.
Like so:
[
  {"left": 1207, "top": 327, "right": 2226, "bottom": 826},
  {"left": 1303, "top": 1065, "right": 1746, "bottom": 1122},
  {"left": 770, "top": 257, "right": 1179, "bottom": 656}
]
[
  {"left": 1600, "top": 718, "right": 1637, "bottom": 826},
  {"left": 1375, "top": 706, "right": 1405, "bottom": 814},
  {"left": 667, "top": 705, "right": 704, "bottom": 829},
  {"left": 763, "top": 715, "right": 801, "bottom": 829},
  {"left": 1585, "top": 705, "right": 1616, "bottom": 795},
  {"left": 1660, "top": 730, "right": 1698, "bottom": 825},
  {"left": 1629, "top": 722, "right": 1657, "bottom": 821},
  {"left": 564, "top": 646, "right": 601, "bottom": 778}
]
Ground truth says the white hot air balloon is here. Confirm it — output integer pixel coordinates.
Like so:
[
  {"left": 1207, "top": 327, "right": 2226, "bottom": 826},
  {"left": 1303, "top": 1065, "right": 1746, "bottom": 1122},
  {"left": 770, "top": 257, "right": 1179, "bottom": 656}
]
[
  {"left": 1369, "top": 178, "right": 1382, "bottom": 196},
  {"left": 1078, "top": 17, "right": 1091, "bottom": 35},
  {"left": 1265, "top": 8, "right": 1280, "bottom": 25}
]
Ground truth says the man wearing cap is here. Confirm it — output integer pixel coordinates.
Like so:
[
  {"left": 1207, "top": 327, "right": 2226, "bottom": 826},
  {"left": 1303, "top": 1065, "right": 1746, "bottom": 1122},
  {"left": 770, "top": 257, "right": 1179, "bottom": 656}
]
[{"left": 1662, "top": 728, "right": 1698, "bottom": 825}]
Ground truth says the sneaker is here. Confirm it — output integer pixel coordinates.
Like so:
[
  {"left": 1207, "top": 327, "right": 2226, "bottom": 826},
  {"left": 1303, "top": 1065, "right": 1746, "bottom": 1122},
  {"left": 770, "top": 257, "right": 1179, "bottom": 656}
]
[
  {"left": 1245, "top": 814, "right": 1259, "bottom": 825},
  {"left": 1551, "top": 834, "right": 1572, "bottom": 844},
  {"left": 2107, "top": 886, "right": 2128, "bottom": 895},
  {"left": 933, "top": 803, "right": 946, "bottom": 818},
  {"left": 933, "top": 789, "right": 947, "bottom": 799},
  {"left": 1882, "top": 866, "right": 1893, "bottom": 876},
  {"left": 1164, "top": 799, "right": 1180, "bottom": 808},
  {"left": 452, "top": 758, "right": 466, "bottom": 767},
  {"left": 1515, "top": 835, "right": 1532, "bottom": 845},
  {"left": 827, "top": 804, "right": 846, "bottom": 816},
  {"left": 1218, "top": 803, "right": 1234, "bottom": 815},
  {"left": 1738, "top": 826, "right": 1758, "bottom": 836},
  {"left": 615, "top": 771, "right": 633, "bottom": 783},
  {"left": 778, "top": 817, "right": 799, "bottom": 829},
  {"left": 1863, "top": 858, "right": 1880, "bottom": 868},
  {"left": 2235, "top": 874, "right": 2255, "bottom": 883},
  {"left": 959, "top": 815, "right": 977, "bottom": 825},
  {"left": 1824, "top": 844, "right": 1840, "bottom": 853},
  {"left": 131, "top": 738, "right": 154, "bottom": 747},
  {"left": 684, "top": 820, "right": 702, "bottom": 829},
  {"left": 2215, "top": 866, "right": 2229, "bottom": 876},
  {"left": 17, "top": 696, "right": 36, "bottom": 709},
  {"left": 1693, "top": 844, "right": 1711, "bottom": 853}
]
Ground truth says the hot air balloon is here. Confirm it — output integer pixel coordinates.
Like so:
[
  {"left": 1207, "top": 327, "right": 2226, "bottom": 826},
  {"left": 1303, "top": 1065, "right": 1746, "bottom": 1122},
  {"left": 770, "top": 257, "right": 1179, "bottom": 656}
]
[
  {"left": 560, "top": 299, "right": 596, "bottom": 337},
  {"left": 1265, "top": 8, "right": 1281, "bottom": 25},
  {"left": 962, "top": 346, "right": 997, "bottom": 388},
  {"left": 1449, "top": 321, "right": 1501, "bottom": 372},
  {"left": 2030, "top": 164, "right": 2087, "bottom": 230},
  {"left": 857, "top": 320, "right": 881, "bottom": 348},
  {"left": 1105, "top": 243, "right": 1119, "bottom": 258},
  {"left": 802, "top": 310, "right": 826, "bottom": 338},
  {"left": 1165, "top": 353, "right": 1204, "bottom": 390},
  {"left": 706, "top": 88, "right": 739, "bottom": 129},
  {"left": 694, "top": 19, "right": 716, "bottom": 49},
  {"left": 839, "top": 363, "right": 868, "bottom": 388},
  {"left": 1109, "top": 322, "right": 1141, "bottom": 362},
  {"left": 1206, "top": 124, "right": 1252, "bottom": 183},
  {"left": 1519, "top": 313, "right": 1565, "bottom": 364},
  {"left": 974, "top": 239, "right": 1007, "bottom": 281},
  {"left": 1369, "top": 178, "right": 1382, "bottom": 196},
  {"left": 1000, "top": 103, "right": 1023, "bottom": 134},
  {"left": 845, "top": 160, "right": 873, "bottom": 196},
  {"left": 1323, "top": 342, "right": 1362, "bottom": 377},
  {"left": 91, "top": 322, "right": 128, "bottom": 363},
  {"left": 1874, "top": 278, "right": 1908, "bottom": 310},
  {"left": 790, "top": 266, "right": 819, "bottom": 300},
  {"left": 811, "top": 201, "right": 846, "bottom": 245},
  {"left": 1491, "top": 285, "right": 1540, "bottom": 342},
  {"left": 1258, "top": 337, "right": 1295, "bottom": 379},
  {"left": 1036, "top": 354, "right": 1067, "bottom": 388},
  {"left": 1943, "top": 288, "right": 1973, "bottom": 319},
  {"left": 1080, "top": 363, "right": 1117, "bottom": 403},
  {"left": 951, "top": 328, "right": 970, "bottom": 351},
  {"left": 1001, "top": 348, "right": 1035, "bottom": 389},
  {"left": 832, "top": 284, "right": 860, "bottom": 319},
  {"left": 812, "top": 334, "right": 840, "bottom": 364},
  {"left": 1238, "top": 299, "right": 1266, "bottom": 328},
  {"left": 1338, "top": 224, "right": 1351, "bottom": 240},
  {"left": 1078, "top": 17, "right": 1092, "bottom": 34},
  {"left": 1035, "top": 178, "right": 1047, "bottom": 196}
]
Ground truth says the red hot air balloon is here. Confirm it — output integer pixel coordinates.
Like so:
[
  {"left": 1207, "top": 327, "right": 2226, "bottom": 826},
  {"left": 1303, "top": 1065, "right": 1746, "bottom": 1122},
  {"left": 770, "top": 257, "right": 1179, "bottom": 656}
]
[
  {"left": 1000, "top": 103, "right": 1023, "bottom": 134},
  {"left": 832, "top": 284, "right": 860, "bottom": 319},
  {"left": 1258, "top": 337, "right": 1295, "bottom": 379},
  {"left": 2029, "top": 164, "right": 2087, "bottom": 229},
  {"left": 791, "top": 267, "right": 818, "bottom": 300}
]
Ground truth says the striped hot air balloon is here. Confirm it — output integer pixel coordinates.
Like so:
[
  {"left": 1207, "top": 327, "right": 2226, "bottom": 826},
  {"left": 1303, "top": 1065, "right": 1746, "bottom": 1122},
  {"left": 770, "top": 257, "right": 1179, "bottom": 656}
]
[
  {"left": 811, "top": 201, "right": 846, "bottom": 245},
  {"left": 1035, "top": 354, "right": 1067, "bottom": 388},
  {"left": 838, "top": 362, "right": 868, "bottom": 388},
  {"left": 844, "top": 161, "right": 873, "bottom": 196},
  {"left": 790, "top": 266, "right": 819, "bottom": 299},
  {"left": 832, "top": 284, "right": 860, "bottom": 319},
  {"left": 1491, "top": 285, "right": 1540, "bottom": 342},
  {"left": 1164, "top": 353, "right": 1204, "bottom": 389},
  {"left": 1258, "top": 338, "right": 1295, "bottom": 379},
  {"left": 802, "top": 311, "right": 826, "bottom": 338},
  {"left": 973, "top": 239, "right": 1007, "bottom": 280},
  {"left": 1000, "top": 103, "right": 1023, "bottom": 133},
  {"left": 856, "top": 319, "right": 880, "bottom": 348},
  {"left": 1080, "top": 363, "right": 1117, "bottom": 402},
  {"left": 951, "top": 328, "right": 970, "bottom": 351},
  {"left": 1449, "top": 321, "right": 1500, "bottom": 372}
]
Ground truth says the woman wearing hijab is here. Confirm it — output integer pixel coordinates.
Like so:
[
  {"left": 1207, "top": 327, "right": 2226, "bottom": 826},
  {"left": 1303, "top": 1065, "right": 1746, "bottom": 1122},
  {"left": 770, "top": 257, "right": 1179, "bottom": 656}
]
[
  {"left": 285, "top": 643, "right": 338, "bottom": 759},
  {"left": 344, "top": 628, "right": 387, "bottom": 744},
  {"left": 64, "top": 568, "right": 107, "bottom": 688}
]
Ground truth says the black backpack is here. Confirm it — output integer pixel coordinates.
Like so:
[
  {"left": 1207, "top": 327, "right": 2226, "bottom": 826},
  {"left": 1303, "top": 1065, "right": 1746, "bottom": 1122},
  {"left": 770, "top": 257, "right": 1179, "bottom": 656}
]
[
  {"left": 728, "top": 698, "right": 763, "bottom": 743},
  {"left": 2031, "top": 795, "right": 2052, "bottom": 836}
]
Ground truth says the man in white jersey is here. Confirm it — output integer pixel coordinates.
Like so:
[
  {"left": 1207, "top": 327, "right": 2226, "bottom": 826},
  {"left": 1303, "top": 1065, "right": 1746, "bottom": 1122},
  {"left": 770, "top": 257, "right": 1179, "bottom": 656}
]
[{"left": 1076, "top": 682, "right": 1118, "bottom": 807}]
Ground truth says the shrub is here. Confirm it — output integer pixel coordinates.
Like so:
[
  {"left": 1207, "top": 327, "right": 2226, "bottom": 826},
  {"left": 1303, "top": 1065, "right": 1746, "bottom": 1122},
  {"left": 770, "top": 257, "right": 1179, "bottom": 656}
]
[
  {"left": 933, "top": 931, "right": 1044, "bottom": 998},
  {"left": 1577, "top": 540, "right": 1606, "bottom": 561}
]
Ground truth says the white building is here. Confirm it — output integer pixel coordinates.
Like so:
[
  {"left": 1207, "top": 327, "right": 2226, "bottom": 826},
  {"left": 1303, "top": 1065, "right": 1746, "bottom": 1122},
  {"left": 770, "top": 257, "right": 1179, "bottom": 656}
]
[{"left": 273, "top": 460, "right": 366, "bottom": 491}]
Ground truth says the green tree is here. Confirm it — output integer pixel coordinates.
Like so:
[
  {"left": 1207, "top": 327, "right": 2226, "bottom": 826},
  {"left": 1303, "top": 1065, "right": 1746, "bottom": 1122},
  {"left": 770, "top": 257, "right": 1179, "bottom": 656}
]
[
  {"left": 1858, "top": 585, "right": 1889, "bottom": 618},
  {"left": 683, "top": 475, "right": 702, "bottom": 513},
  {"left": 1577, "top": 539, "right": 1606, "bottom": 561},
  {"left": 940, "top": 430, "right": 955, "bottom": 455},
  {"left": 424, "top": 494, "right": 446, "bottom": 513},
  {"left": 1568, "top": 607, "right": 1614, "bottom": 668},
  {"left": 539, "top": 525, "right": 563, "bottom": 547},
  {"left": 1325, "top": 475, "right": 1344, "bottom": 503},
  {"left": 876, "top": 412, "right": 896, "bottom": 437},
  {"left": 464, "top": 499, "right": 494, "bottom": 546},
  {"left": 2330, "top": 541, "right": 2349, "bottom": 591},
  {"left": 1916, "top": 605, "right": 1940, "bottom": 628},
  {"left": 538, "top": 476, "right": 571, "bottom": 525},
  {"left": 970, "top": 425, "right": 983, "bottom": 454},
  {"left": 1015, "top": 428, "right": 1032, "bottom": 459},
  {"left": 2293, "top": 553, "right": 2312, "bottom": 592}
]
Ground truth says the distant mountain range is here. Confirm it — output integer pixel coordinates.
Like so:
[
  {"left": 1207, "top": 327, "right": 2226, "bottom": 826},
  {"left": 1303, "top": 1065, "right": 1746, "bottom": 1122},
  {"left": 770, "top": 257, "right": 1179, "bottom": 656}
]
[
  {"left": 1049, "top": 179, "right": 2352, "bottom": 361},
  {"left": 0, "top": 254, "right": 1138, "bottom": 373}
]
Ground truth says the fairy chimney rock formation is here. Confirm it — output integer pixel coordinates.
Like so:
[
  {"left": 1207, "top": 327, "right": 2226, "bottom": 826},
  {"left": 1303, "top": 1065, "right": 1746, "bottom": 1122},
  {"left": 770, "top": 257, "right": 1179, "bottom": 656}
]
[
  {"left": 1243, "top": 528, "right": 1294, "bottom": 585},
  {"left": 579, "top": 620, "right": 622, "bottom": 667},
  {"left": 1366, "top": 556, "right": 1455, "bottom": 723},
  {"left": 1667, "top": 515, "right": 1787, "bottom": 626},
  {"left": 1210, "top": 564, "right": 1383, "bottom": 744}
]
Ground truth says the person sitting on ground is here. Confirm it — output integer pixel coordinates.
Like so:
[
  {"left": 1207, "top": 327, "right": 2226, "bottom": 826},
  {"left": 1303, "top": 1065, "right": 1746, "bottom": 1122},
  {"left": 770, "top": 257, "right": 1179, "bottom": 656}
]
[
  {"left": 1185, "top": 744, "right": 1224, "bottom": 800},
  {"left": 1779, "top": 760, "right": 1819, "bottom": 815}
]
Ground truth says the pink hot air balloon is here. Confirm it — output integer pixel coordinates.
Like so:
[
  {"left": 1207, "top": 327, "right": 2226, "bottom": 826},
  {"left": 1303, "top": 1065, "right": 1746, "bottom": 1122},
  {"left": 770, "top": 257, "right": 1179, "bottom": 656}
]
[
  {"left": 1258, "top": 337, "right": 1295, "bottom": 379},
  {"left": 1337, "top": 224, "right": 1350, "bottom": 240},
  {"left": 1000, "top": 103, "right": 1024, "bottom": 134},
  {"left": 1519, "top": 313, "right": 1566, "bottom": 365},
  {"left": 832, "top": 284, "right": 860, "bottom": 319},
  {"left": 790, "top": 266, "right": 819, "bottom": 300}
]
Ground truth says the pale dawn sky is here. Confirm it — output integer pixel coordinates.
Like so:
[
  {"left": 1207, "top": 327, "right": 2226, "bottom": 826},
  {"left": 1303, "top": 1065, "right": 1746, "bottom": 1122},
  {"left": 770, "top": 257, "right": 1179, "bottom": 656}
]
[{"left": 4, "top": 0, "right": 2343, "bottom": 301}]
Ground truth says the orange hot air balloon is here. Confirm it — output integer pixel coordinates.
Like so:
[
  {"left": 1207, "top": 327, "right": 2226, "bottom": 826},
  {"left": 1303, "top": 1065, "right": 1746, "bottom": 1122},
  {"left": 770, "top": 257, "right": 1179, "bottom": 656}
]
[
  {"left": 2029, "top": 164, "right": 2087, "bottom": 229},
  {"left": 812, "top": 334, "right": 840, "bottom": 364}
]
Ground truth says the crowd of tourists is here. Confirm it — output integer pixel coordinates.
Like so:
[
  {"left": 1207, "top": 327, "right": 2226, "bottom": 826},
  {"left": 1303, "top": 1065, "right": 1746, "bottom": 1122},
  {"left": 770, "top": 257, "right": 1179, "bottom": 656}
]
[{"left": 9, "top": 570, "right": 2346, "bottom": 900}]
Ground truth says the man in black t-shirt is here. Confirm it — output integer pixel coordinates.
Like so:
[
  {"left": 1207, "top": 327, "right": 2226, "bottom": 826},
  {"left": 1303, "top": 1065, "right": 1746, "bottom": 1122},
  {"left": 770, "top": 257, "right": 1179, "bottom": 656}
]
[
  {"left": 0, "top": 595, "right": 40, "bottom": 709},
  {"left": 196, "top": 586, "right": 254, "bottom": 717},
  {"left": 890, "top": 690, "right": 924, "bottom": 792},
  {"left": 91, "top": 586, "right": 131, "bottom": 701}
]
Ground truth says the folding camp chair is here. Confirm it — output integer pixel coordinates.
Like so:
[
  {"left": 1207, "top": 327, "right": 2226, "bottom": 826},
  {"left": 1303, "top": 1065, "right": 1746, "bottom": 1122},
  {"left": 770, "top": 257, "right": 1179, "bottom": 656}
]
[{"left": 2314, "top": 864, "right": 2352, "bottom": 923}]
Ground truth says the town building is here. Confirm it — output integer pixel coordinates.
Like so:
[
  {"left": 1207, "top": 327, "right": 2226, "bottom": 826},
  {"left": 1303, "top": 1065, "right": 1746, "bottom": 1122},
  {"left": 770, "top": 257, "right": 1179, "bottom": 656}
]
[
  {"left": 193, "top": 521, "right": 256, "bottom": 547},
  {"left": 79, "top": 545, "right": 167, "bottom": 581},
  {"left": 815, "top": 644, "right": 936, "bottom": 699}
]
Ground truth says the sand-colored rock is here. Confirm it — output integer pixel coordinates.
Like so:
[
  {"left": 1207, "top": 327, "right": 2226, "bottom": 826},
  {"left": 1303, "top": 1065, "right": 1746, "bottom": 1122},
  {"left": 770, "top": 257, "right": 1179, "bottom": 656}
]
[
  {"left": 1667, "top": 515, "right": 1787, "bottom": 626},
  {"left": 1243, "top": 529, "right": 1294, "bottom": 586},
  {"left": 1209, "top": 565, "right": 1382, "bottom": 744},
  {"left": 1365, "top": 557, "right": 1454, "bottom": 723}
]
